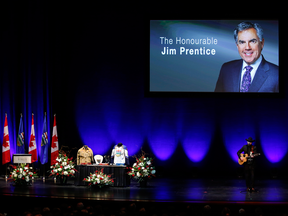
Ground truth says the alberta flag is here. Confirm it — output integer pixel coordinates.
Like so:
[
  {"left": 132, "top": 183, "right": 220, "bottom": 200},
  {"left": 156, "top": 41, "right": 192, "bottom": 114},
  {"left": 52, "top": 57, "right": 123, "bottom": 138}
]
[
  {"left": 16, "top": 114, "right": 25, "bottom": 153},
  {"left": 28, "top": 113, "right": 38, "bottom": 162},
  {"left": 40, "top": 114, "right": 48, "bottom": 164},
  {"left": 2, "top": 114, "right": 11, "bottom": 165}
]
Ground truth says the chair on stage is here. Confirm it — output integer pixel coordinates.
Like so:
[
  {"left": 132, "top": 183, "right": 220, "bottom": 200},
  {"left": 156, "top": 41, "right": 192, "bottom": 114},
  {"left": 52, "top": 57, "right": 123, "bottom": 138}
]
[{"left": 94, "top": 155, "right": 103, "bottom": 164}]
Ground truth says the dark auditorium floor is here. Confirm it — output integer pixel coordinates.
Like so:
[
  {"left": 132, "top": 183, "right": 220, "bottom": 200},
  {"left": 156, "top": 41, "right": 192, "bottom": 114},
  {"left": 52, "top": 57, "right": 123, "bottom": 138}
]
[{"left": 1, "top": 176, "right": 288, "bottom": 203}]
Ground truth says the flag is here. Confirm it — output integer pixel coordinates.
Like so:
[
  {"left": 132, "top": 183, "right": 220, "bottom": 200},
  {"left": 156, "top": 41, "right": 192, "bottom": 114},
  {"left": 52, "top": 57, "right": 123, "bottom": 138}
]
[
  {"left": 16, "top": 114, "right": 25, "bottom": 154},
  {"left": 40, "top": 113, "right": 48, "bottom": 164},
  {"left": 2, "top": 114, "right": 11, "bottom": 164},
  {"left": 28, "top": 113, "right": 37, "bottom": 162},
  {"left": 51, "top": 114, "right": 59, "bottom": 165}
]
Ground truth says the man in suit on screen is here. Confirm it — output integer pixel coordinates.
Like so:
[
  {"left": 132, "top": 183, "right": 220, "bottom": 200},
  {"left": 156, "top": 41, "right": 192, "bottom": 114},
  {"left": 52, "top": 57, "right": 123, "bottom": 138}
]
[{"left": 215, "top": 22, "right": 279, "bottom": 92}]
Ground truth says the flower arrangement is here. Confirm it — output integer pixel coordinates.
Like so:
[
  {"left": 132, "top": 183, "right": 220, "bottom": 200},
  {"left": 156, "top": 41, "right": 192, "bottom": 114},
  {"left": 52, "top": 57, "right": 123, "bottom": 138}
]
[
  {"left": 127, "top": 150, "right": 156, "bottom": 182},
  {"left": 83, "top": 168, "right": 114, "bottom": 188},
  {"left": 49, "top": 153, "right": 77, "bottom": 178},
  {"left": 9, "top": 163, "right": 38, "bottom": 186}
]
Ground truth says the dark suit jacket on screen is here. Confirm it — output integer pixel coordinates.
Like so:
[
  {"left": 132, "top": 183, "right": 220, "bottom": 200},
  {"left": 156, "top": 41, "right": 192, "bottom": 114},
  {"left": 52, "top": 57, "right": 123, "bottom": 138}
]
[{"left": 214, "top": 56, "right": 279, "bottom": 92}]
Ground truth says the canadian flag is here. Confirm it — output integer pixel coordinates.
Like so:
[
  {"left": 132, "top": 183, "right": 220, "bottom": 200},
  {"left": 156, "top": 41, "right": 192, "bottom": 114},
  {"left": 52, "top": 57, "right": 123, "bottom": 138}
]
[
  {"left": 2, "top": 114, "right": 11, "bottom": 165},
  {"left": 51, "top": 114, "right": 59, "bottom": 165},
  {"left": 28, "top": 113, "right": 38, "bottom": 162}
]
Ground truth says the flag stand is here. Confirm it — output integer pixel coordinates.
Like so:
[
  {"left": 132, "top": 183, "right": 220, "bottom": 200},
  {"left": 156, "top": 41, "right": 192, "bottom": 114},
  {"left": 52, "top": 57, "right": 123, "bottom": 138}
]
[
  {"left": 5, "top": 164, "right": 8, "bottom": 182},
  {"left": 32, "top": 163, "right": 34, "bottom": 183},
  {"left": 43, "top": 166, "right": 45, "bottom": 182}
]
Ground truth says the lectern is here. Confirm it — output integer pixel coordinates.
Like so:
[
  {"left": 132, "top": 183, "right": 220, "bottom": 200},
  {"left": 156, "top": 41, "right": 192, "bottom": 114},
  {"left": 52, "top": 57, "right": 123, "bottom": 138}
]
[{"left": 13, "top": 154, "right": 32, "bottom": 164}]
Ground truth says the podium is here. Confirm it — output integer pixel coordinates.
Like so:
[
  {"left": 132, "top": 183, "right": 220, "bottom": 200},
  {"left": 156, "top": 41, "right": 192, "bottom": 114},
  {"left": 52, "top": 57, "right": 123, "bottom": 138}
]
[{"left": 13, "top": 154, "right": 32, "bottom": 164}]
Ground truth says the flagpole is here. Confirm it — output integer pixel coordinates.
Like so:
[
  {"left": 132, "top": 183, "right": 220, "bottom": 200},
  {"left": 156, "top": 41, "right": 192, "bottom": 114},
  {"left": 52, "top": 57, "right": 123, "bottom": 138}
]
[
  {"left": 20, "top": 113, "right": 24, "bottom": 153},
  {"left": 43, "top": 112, "right": 46, "bottom": 183},
  {"left": 29, "top": 112, "right": 34, "bottom": 170},
  {"left": 5, "top": 110, "right": 7, "bottom": 178}
]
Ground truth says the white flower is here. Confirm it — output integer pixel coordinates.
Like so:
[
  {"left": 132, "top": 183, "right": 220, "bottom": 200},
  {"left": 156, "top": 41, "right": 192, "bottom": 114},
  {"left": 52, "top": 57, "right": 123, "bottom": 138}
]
[
  {"left": 50, "top": 166, "right": 54, "bottom": 169},
  {"left": 18, "top": 174, "right": 22, "bottom": 179},
  {"left": 58, "top": 168, "right": 62, "bottom": 172},
  {"left": 30, "top": 167, "right": 33, "bottom": 169},
  {"left": 151, "top": 170, "right": 156, "bottom": 174},
  {"left": 13, "top": 174, "right": 17, "bottom": 178},
  {"left": 142, "top": 167, "right": 144, "bottom": 169},
  {"left": 137, "top": 172, "right": 140, "bottom": 177},
  {"left": 97, "top": 179, "right": 100, "bottom": 184},
  {"left": 25, "top": 176, "right": 29, "bottom": 182},
  {"left": 70, "top": 170, "right": 75, "bottom": 174},
  {"left": 53, "top": 169, "right": 57, "bottom": 173},
  {"left": 144, "top": 158, "right": 147, "bottom": 160},
  {"left": 131, "top": 168, "right": 134, "bottom": 171},
  {"left": 64, "top": 171, "right": 68, "bottom": 175},
  {"left": 62, "top": 162, "right": 67, "bottom": 166},
  {"left": 147, "top": 161, "right": 151, "bottom": 165},
  {"left": 24, "top": 167, "right": 28, "bottom": 170},
  {"left": 143, "top": 169, "right": 147, "bottom": 172},
  {"left": 133, "top": 163, "right": 137, "bottom": 167}
]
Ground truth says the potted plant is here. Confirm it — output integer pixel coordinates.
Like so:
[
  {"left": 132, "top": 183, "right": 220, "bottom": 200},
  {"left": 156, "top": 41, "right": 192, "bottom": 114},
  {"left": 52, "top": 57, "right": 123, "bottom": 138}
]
[
  {"left": 9, "top": 163, "right": 38, "bottom": 187},
  {"left": 127, "top": 150, "right": 156, "bottom": 187},
  {"left": 49, "top": 153, "right": 77, "bottom": 184},
  {"left": 83, "top": 168, "right": 114, "bottom": 188}
]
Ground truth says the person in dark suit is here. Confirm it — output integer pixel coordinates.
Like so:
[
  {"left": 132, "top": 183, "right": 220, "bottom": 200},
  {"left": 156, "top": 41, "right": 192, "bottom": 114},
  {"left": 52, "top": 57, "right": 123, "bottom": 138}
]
[
  {"left": 237, "top": 137, "right": 257, "bottom": 192},
  {"left": 215, "top": 22, "right": 278, "bottom": 92}
]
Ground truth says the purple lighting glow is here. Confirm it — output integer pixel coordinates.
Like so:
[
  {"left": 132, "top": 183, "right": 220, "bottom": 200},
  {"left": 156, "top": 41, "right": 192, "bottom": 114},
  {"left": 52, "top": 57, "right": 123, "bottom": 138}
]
[
  {"left": 148, "top": 123, "right": 178, "bottom": 161},
  {"left": 259, "top": 124, "right": 288, "bottom": 163},
  {"left": 182, "top": 123, "right": 213, "bottom": 162},
  {"left": 220, "top": 112, "right": 255, "bottom": 163},
  {"left": 75, "top": 90, "right": 142, "bottom": 156}
]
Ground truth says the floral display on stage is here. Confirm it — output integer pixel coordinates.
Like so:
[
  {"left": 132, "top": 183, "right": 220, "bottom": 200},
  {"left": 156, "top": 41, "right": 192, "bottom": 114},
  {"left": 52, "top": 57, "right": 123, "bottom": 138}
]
[
  {"left": 9, "top": 163, "right": 38, "bottom": 186},
  {"left": 83, "top": 168, "right": 114, "bottom": 188},
  {"left": 49, "top": 153, "right": 77, "bottom": 183},
  {"left": 127, "top": 150, "right": 156, "bottom": 183}
]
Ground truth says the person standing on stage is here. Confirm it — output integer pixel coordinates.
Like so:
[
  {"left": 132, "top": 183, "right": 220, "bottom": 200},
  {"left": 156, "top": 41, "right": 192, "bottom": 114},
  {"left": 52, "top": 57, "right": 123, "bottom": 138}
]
[{"left": 237, "top": 137, "right": 257, "bottom": 192}]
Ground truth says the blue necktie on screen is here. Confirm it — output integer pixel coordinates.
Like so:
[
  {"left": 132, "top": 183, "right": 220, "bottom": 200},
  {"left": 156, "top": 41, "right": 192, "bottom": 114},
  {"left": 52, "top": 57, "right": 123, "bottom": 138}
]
[{"left": 240, "top": 66, "right": 253, "bottom": 92}]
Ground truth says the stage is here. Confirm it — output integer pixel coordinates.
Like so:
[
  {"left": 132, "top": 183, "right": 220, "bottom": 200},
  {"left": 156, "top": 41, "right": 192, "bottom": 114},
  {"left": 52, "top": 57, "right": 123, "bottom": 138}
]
[
  {"left": 1, "top": 176, "right": 288, "bottom": 215},
  {"left": 1, "top": 176, "right": 288, "bottom": 203}
]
